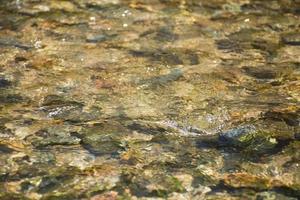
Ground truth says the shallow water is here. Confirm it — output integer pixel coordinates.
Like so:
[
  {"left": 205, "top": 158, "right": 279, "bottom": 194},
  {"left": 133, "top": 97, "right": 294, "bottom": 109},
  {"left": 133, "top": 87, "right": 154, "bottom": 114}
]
[{"left": 0, "top": 0, "right": 299, "bottom": 199}]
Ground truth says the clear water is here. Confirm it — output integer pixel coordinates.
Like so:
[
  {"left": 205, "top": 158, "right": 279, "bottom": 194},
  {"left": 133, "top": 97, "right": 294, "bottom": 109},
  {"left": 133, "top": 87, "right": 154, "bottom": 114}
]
[{"left": 0, "top": 0, "right": 299, "bottom": 199}]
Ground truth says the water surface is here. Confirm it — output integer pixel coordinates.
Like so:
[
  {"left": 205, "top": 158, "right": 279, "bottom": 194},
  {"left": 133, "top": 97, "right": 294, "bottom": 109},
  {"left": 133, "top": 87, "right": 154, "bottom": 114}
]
[{"left": 0, "top": 0, "right": 299, "bottom": 199}]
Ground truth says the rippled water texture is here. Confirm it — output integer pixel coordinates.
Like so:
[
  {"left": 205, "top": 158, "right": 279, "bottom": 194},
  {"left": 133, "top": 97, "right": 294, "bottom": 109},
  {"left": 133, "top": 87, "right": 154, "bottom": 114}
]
[{"left": 0, "top": 0, "right": 300, "bottom": 199}]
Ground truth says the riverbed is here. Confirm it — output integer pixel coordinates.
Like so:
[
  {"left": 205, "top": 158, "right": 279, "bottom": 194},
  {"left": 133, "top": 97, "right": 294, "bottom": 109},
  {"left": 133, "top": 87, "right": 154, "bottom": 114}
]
[{"left": 0, "top": 0, "right": 299, "bottom": 199}]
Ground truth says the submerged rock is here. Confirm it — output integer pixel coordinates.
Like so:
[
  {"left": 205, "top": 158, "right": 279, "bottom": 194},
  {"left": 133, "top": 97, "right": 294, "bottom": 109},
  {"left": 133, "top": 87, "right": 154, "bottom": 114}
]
[
  {"left": 0, "top": 144, "right": 14, "bottom": 154},
  {"left": 81, "top": 133, "right": 123, "bottom": 156},
  {"left": 139, "top": 68, "right": 183, "bottom": 88},
  {"left": 40, "top": 95, "right": 101, "bottom": 122},
  {"left": 120, "top": 169, "right": 186, "bottom": 198},
  {"left": 154, "top": 27, "right": 178, "bottom": 42},
  {"left": 40, "top": 95, "right": 84, "bottom": 120},
  {"left": 37, "top": 175, "right": 73, "bottom": 194},
  {"left": 86, "top": 34, "right": 109, "bottom": 43},
  {"left": 219, "top": 125, "right": 278, "bottom": 154},
  {"left": 31, "top": 135, "right": 81, "bottom": 148},
  {"left": 242, "top": 66, "right": 278, "bottom": 80},
  {"left": 0, "top": 77, "right": 11, "bottom": 88},
  {"left": 0, "top": 38, "right": 33, "bottom": 50},
  {"left": 216, "top": 39, "right": 243, "bottom": 53},
  {"left": 27, "top": 126, "right": 81, "bottom": 148},
  {"left": 0, "top": 94, "right": 24, "bottom": 104},
  {"left": 256, "top": 191, "right": 298, "bottom": 200},
  {"left": 78, "top": 122, "right": 128, "bottom": 156},
  {"left": 264, "top": 110, "right": 300, "bottom": 127},
  {"left": 127, "top": 119, "right": 206, "bottom": 136},
  {"left": 129, "top": 49, "right": 199, "bottom": 66},
  {"left": 282, "top": 32, "right": 300, "bottom": 46}
]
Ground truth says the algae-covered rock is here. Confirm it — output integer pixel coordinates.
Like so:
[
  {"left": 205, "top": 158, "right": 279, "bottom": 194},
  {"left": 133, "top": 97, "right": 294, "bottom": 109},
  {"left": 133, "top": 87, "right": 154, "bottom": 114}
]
[
  {"left": 120, "top": 169, "right": 186, "bottom": 198},
  {"left": 81, "top": 133, "right": 123, "bottom": 156},
  {"left": 223, "top": 172, "right": 282, "bottom": 190},
  {"left": 219, "top": 125, "right": 278, "bottom": 154},
  {"left": 27, "top": 126, "right": 81, "bottom": 148},
  {"left": 37, "top": 174, "right": 74, "bottom": 194},
  {"left": 31, "top": 135, "right": 81, "bottom": 148},
  {"left": 79, "top": 122, "right": 128, "bottom": 156}
]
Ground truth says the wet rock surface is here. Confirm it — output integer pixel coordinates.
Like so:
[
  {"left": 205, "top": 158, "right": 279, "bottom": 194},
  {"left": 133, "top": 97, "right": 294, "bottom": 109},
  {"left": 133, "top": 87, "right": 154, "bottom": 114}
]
[{"left": 0, "top": 0, "right": 299, "bottom": 199}]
